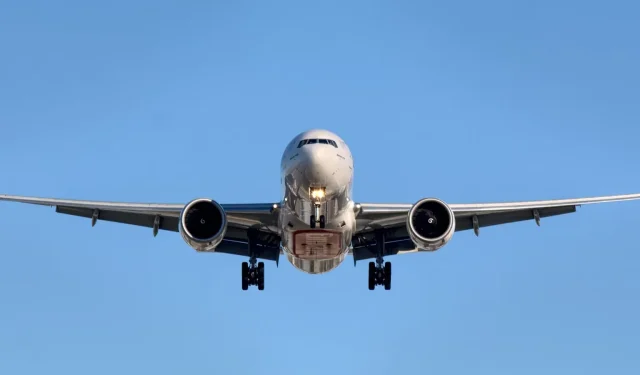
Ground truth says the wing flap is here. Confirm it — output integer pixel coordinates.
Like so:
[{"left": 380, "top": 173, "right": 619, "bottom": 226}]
[
  {"left": 450, "top": 193, "right": 640, "bottom": 213},
  {"left": 454, "top": 205, "right": 577, "bottom": 232},
  {"left": 56, "top": 206, "right": 180, "bottom": 232},
  {"left": 215, "top": 239, "right": 281, "bottom": 262}
]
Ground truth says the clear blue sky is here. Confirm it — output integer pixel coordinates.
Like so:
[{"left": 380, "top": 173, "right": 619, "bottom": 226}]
[{"left": 1, "top": 0, "right": 639, "bottom": 373}]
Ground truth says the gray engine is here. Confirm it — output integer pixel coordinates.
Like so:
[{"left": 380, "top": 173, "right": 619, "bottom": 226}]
[
  {"left": 179, "top": 198, "right": 228, "bottom": 252},
  {"left": 406, "top": 198, "right": 456, "bottom": 251}
]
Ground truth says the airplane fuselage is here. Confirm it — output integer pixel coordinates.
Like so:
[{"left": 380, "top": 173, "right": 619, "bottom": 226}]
[{"left": 279, "top": 129, "right": 356, "bottom": 274}]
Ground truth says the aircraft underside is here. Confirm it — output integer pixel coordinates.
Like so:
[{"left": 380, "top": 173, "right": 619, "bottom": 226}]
[
  {"left": 174, "top": 194, "right": 455, "bottom": 291},
  {"left": 286, "top": 229, "right": 346, "bottom": 274}
]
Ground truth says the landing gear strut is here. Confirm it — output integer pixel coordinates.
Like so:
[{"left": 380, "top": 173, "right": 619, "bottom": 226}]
[
  {"left": 242, "top": 229, "right": 265, "bottom": 291},
  {"left": 368, "top": 231, "right": 391, "bottom": 290},
  {"left": 310, "top": 203, "right": 325, "bottom": 229}
]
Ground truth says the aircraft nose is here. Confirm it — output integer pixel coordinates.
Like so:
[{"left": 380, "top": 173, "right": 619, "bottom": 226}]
[
  {"left": 300, "top": 145, "right": 337, "bottom": 185},
  {"left": 304, "top": 162, "right": 332, "bottom": 183},
  {"left": 300, "top": 144, "right": 326, "bottom": 165}
]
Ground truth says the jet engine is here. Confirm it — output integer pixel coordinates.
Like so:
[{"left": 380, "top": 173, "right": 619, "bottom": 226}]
[
  {"left": 179, "top": 198, "right": 228, "bottom": 252},
  {"left": 406, "top": 198, "right": 456, "bottom": 251}
]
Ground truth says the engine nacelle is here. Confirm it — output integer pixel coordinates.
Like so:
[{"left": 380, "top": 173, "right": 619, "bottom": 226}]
[
  {"left": 406, "top": 198, "right": 456, "bottom": 251},
  {"left": 179, "top": 198, "right": 228, "bottom": 252}
]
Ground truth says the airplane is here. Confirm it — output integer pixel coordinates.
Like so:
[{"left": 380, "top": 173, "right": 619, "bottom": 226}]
[{"left": 2, "top": 128, "right": 640, "bottom": 291}]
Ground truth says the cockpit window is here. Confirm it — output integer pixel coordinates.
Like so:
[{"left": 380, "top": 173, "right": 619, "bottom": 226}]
[{"left": 297, "top": 138, "right": 338, "bottom": 148}]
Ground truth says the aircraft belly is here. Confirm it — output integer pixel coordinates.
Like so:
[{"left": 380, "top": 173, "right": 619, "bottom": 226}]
[
  {"left": 278, "top": 177, "right": 356, "bottom": 274},
  {"left": 291, "top": 230, "right": 343, "bottom": 259},
  {"left": 282, "top": 226, "right": 352, "bottom": 274}
]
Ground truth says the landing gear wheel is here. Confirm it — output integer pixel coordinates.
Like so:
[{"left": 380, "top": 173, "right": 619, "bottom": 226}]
[
  {"left": 241, "top": 262, "right": 249, "bottom": 290},
  {"left": 368, "top": 262, "right": 375, "bottom": 290},
  {"left": 384, "top": 262, "right": 392, "bottom": 290},
  {"left": 257, "top": 262, "right": 265, "bottom": 290},
  {"left": 367, "top": 230, "right": 392, "bottom": 290},
  {"left": 242, "top": 260, "right": 265, "bottom": 291},
  {"left": 310, "top": 215, "right": 316, "bottom": 229},
  {"left": 319, "top": 215, "right": 326, "bottom": 228},
  {"left": 368, "top": 260, "right": 391, "bottom": 290}
]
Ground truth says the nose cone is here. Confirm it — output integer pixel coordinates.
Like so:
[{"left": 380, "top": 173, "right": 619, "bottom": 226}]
[
  {"left": 301, "top": 146, "right": 330, "bottom": 180},
  {"left": 304, "top": 162, "right": 333, "bottom": 185},
  {"left": 298, "top": 144, "right": 342, "bottom": 192}
]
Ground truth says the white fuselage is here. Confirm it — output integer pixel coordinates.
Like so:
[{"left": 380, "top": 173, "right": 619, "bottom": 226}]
[{"left": 279, "top": 129, "right": 355, "bottom": 274}]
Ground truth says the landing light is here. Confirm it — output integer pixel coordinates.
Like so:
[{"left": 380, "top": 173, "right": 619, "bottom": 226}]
[{"left": 310, "top": 188, "right": 326, "bottom": 199}]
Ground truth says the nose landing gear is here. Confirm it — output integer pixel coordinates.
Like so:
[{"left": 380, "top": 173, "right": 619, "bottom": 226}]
[
  {"left": 310, "top": 215, "right": 326, "bottom": 229},
  {"left": 310, "top": 203, "right": 326, "bottom": 229}
]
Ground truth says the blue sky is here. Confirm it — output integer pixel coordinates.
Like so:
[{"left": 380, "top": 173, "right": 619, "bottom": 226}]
[{"left": 1, "top": 0, "right": 639, "bottom": 373}]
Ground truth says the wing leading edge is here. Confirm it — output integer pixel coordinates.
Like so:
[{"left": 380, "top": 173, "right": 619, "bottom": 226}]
[
  {"left": 0, "top": 194, "right": 282, "bottom": 261},
  {"left": 351, "top": 193, "right": 640, "bottom": 261}
]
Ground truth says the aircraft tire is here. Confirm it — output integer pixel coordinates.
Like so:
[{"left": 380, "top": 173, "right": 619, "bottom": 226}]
[
  {"left": 257, "top": 262, "right": 265, "bottom": 290},
  {"left": 384, "top": 262, "right": 391, "bottom": 290},
  {"left": 368, "top": 262, "right": 375, "bottom": 290},
  {"left": 241, "top": 262, "right": 249, "bottom": 290}
]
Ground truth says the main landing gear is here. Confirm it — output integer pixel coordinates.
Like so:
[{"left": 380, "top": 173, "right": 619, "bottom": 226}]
[
  {"left": 368, "top": 231, "right": 391, "bottom": 290},
  {"left": 242, "top": 229, "right": 265, "bottom": 291},
  {"left": 242, "top": 258, "right": 264, "bottom": 291}
]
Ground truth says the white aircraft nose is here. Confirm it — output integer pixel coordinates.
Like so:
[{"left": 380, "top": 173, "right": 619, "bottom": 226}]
[
  {"left": 299, "top": 145, "right": 340, "bottom": 188},
  {"left": 304, "top": 162, "right": 332, "bottom": 183},
  {"left": 299, "top": 144, "right": 325, "bottom": 164}
]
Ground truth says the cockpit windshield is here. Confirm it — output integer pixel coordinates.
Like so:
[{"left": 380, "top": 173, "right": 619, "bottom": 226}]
[{"left": 297, "top": 139, "right": 338, "bottom": 148}]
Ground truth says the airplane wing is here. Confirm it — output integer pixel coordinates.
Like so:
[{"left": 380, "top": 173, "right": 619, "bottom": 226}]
[
  {"left": 351, "top": 193, "right": 640, "bottom": 262},
  {"left": 0, "top": 194, "right": 282, "bottom": 262}
]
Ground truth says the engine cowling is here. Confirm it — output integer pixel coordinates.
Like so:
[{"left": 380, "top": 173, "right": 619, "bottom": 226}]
[
  {"left": 179, "top": 198, "right": 228, "bottom": 252},
  {"left": 406, "top": 198, "right": 456, "bottom": 251}
]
